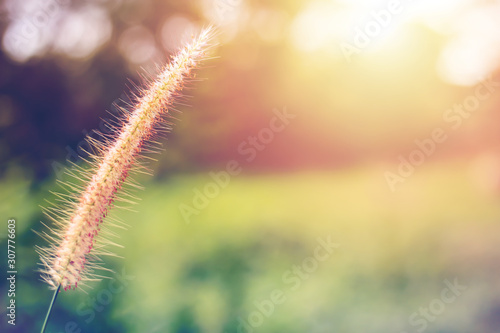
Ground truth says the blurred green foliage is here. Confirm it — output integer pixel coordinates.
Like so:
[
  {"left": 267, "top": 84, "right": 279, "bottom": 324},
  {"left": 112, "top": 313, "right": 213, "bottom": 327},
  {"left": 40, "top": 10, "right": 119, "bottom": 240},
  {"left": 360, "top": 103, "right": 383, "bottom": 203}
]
[
  {"left": 2, "top": 161, "right": 500, "bottom": 332},
  {"left": 1, "top": 0, "right": 500, "bottom": 332}
]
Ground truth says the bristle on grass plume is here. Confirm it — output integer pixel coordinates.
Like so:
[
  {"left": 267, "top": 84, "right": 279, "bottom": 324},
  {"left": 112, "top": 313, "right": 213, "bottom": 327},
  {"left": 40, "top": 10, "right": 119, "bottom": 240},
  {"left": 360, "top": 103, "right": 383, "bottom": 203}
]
[{"left": 36, "top": 26, "right": 216, "bottom": 291}]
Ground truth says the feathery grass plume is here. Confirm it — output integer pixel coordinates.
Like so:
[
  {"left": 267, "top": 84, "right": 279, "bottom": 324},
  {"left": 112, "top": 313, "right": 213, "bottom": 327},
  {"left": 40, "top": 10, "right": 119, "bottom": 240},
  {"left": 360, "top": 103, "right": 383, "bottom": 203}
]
[{"left": 36, "top": 26, "right": 216, "bottom": 292}]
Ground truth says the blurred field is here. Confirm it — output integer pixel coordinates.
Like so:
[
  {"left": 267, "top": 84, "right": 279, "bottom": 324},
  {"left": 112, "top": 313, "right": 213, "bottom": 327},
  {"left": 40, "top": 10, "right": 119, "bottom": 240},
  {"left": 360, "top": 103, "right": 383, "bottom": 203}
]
[
  {"left": 2, "top": 158, "right": 500, "bottom": 332},
  {"left": 1, "top": 0, "right": 500, "bottom": 332}
]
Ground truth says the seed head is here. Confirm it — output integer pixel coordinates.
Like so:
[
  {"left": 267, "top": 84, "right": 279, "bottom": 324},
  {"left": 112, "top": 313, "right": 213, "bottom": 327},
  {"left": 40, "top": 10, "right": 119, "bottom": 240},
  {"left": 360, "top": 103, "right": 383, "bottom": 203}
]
[{"left": 37, "top": 26, "right": 216, "bottom": 291}]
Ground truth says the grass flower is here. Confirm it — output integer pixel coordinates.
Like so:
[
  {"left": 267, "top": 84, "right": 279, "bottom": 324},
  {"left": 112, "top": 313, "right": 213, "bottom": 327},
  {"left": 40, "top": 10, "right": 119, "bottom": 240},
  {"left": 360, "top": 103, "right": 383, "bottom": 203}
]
[{"left": 36, "top": 26, "right": 215, "bottom": 292}]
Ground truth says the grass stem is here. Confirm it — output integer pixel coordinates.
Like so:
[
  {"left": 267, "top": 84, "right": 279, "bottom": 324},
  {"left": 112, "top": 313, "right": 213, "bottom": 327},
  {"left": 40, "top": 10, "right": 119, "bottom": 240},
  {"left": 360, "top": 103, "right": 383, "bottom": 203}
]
[{"left": 41, "top": 284, "right": 60, "bottom": 333}]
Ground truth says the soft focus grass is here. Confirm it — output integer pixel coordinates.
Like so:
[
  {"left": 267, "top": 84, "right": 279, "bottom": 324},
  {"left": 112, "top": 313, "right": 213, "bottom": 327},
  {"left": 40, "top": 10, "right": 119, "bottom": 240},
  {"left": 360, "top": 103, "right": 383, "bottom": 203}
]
[{"left": 1, "top": 160, "right": 499, "bottom": 332}]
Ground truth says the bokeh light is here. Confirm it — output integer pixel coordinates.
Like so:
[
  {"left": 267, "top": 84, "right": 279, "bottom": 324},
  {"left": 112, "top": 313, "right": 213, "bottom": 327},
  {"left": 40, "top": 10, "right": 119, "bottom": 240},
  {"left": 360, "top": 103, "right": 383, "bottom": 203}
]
[{"left": 1, "top": 0, "right": 500, "bottom": 332}]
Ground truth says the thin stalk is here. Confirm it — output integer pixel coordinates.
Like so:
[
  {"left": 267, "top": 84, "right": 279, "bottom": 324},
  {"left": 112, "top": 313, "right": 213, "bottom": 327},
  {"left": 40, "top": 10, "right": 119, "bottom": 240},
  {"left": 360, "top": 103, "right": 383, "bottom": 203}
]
[{"left": 41, "top": 284, "right": 60, "bottom": 333}]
